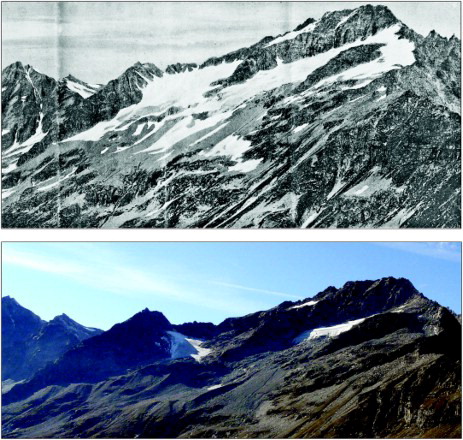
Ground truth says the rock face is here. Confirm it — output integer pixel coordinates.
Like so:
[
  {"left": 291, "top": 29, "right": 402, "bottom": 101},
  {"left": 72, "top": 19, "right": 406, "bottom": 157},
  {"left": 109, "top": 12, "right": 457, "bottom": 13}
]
[
  {"left": 2, "top": 297, "right": 45, "bottom": 381},
  {"left": 1, "top": 277, "right": 461, "bottom": 438},
  {"left": 1, "top": 5, "right": 460, "bottom": 228},
  {"left": 1, "top": 297, "right": 102, "bottom": 381},
  {"left": 2, "top": 309, "right": 174, "bottom": 405}
]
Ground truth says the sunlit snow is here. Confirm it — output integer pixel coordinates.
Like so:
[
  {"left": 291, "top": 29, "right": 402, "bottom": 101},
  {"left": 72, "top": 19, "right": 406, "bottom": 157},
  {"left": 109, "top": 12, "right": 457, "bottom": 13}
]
[
  {"left": 65, "top": 79, "right": 99, "bottom": 98},
  {"left": 294, "top": 317, "right": 368, "bottom": 343},
  {"left": 132, "top": 123, "right": 145, "bottom": 136},
  {"left": 2, "top": 162, "right": 17, "bottom": 174},
  {"left": 344, "top": 167, "right": 392, "bottom": 198},
  {"left": 3, "top": 113, "right": 47, "bottom": 158},
  {"left": 202, "top": 134, "right": 252, "bottom": 160},
  {"left": 288, "top": 300, "right": 318, "bottom": 310},
  {"left": 229, "top": 159, "right": 262, "bottom": 173},
  {"left": 167, "top": 331, "right": 212, "bottom": 362},
  {"left": 59, "top": 24, "right": 415, "bottom": 158},
  {"left": 315, "top": 24, "right": 415, "bottom": 89},
  {"left": 293, "top": 123, "right": 309, "bottom": 133}
]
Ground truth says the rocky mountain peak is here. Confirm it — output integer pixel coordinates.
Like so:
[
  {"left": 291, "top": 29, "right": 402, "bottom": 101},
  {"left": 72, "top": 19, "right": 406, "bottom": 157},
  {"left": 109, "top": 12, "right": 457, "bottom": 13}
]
[
  {"left": 293, "top": 17, "right": 316, "bottom": 32},
  {"left": 3, "top": 295, "right": 18, "bottom": 305},
  {"left": 50, "top": 312, "right": 79, "bottom": 326},
  {"left": 128, "top": 61, "right": 163, "bottom": 79},
  {"left": 2, "top": 296, "right": 44, "bottom": 324},
  {"left": 165, "top": 62, "right": 198, "bottom": 75},
  {"left": 107, "top": 308, "right": 172, "bottom": 335},
  {"left": 2, "top": 61, "right": 24, "bottom": 75}
]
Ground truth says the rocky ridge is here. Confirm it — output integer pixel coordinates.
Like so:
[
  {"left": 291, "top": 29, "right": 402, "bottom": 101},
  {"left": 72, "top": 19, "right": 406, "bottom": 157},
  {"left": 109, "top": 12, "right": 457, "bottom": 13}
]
[
  {"left": 1, "top": 277, "right": 461, "bottom": 438},
  {"left": 1, "top": 296, "right": 102, "bottom": 381}
]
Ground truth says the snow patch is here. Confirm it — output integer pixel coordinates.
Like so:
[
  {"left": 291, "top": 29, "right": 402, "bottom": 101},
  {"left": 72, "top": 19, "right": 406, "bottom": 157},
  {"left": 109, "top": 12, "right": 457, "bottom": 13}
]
[
  {"left": 289, "top": 300, "right": 318, "bottom": 310},
  {"left": 293, "top": 123, "right": 309, "bottom": 133},
  {"left": 166, "top": 331, "right": 212, "bottom": 362},
  {"left": 133, "top": 123, "right": 146, "bottom": 136},
  {"left": 229, "top": 159, "right": 262, "bottom": 173},
  {"left": 335, "top": 11, "right": 356, "bottom": 30},
  {"left": 37, "top": 168, "right": 77, "bottom": 192},
  {"left": 64, "top": 118, "right": 117, "bottom": 142},
  {"left": 140, "top": 112, "right": 232, "bottom": 153},
  {"left": 327, "top": 179, "right": 345, "bottom": 200},
  {"left": 167, "top": 331, "right": 197, "bottom": 359},
  {"left": 3, "top": 113, "right": 47, "bottom": 158},
  {"left": 202, "top": 134, "right": 252, "bottom": 160},
  {"left": 382, "top": 204, "right": 422, "bottom": 228},
  {"left": 1, "top": 187, "right": 17, "bottom": 200},
  {"left": 315, "top": 24, "right": 415, "bottom": 89},
  {"left": 344, "top": 168, "right": 392, "bottom": 198},
  {"left": 294, "top": 316, "right": 369, "bottom": 343},
  {"left": 207, "top": 384, "right": 223, "bottom": 391},
  {"left": 65, "top": 79, "right": 99, "bottom": 98},
  {"left": 301, "top": 207, "right": 325, "bottom": 228},
  {"left": 186, "top": 337, "right": 212, "bottom": 362},
  {"left": 2, "top": 162, "right": 17, "bottom": 174}
]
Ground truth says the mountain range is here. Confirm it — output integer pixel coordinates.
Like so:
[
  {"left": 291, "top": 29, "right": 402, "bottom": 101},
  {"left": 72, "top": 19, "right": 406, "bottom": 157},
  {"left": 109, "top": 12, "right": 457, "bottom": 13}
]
[
  {"left": 2, "top": 277, "right": 461, "bottom": 438},
  {"left": 2, "top": 4, "right": 460, "bottom": 228},
  {"left": 2, "top": 296, "right": 102, "bottom": 382}
]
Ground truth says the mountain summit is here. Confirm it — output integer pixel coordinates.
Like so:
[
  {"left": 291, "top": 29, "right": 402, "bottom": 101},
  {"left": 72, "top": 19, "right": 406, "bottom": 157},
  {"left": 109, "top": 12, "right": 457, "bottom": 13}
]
[{"left": 2, "top": 4, "right": 460, "bottom": 228}]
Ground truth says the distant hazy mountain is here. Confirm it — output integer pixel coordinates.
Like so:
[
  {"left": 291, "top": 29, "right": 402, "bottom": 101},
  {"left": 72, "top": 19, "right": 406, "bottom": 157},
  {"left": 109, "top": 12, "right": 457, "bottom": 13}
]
[
  {"left": 1, "top": 296, "right": 102, "bottom": 381},
  {"left": 2, "top": 277, "right": 461, "bottom": 438},
  {"left": 2, "top": 4, "right": 460, "bottom": 228}
]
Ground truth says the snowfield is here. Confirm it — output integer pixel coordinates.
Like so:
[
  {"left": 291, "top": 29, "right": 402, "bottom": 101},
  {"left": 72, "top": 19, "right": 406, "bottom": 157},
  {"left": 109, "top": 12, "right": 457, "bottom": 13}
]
[
  {"left": 289, "top": 300, "right": 318, "bottom": 310},
  {"left": 65, "top": 78, "right": 99, "bottom": 98},
  {"left": 58, "top": 23, "right": 415, "bottom": 157},
  {"left": 167, "top": 331, "right": 212, "bottom": 362},
  {"left": 294, "top": 315, "right": 376, "bottom": 343}
]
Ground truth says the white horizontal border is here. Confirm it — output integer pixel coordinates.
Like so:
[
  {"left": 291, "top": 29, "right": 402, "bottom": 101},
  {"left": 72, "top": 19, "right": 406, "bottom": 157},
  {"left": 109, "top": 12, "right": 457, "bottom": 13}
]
[{"left": 0, "top": 228, "right": 461, "bottom": 242}]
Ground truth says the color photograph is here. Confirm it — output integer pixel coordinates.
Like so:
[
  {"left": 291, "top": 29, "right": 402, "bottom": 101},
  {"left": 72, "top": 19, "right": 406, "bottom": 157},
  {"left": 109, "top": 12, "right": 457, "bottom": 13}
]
[{"left": 2, "top": 242, "right": 461, "bottom": 438}]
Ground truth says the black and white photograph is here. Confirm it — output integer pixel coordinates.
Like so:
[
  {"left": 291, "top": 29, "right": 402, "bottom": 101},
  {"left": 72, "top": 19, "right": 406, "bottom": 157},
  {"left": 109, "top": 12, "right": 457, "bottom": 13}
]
[
  {"left": 1, "top": 242, "right": 461, "bottom": 438},
  {"left": 1, "top": 2, "right": 461, "bottom": 228}
]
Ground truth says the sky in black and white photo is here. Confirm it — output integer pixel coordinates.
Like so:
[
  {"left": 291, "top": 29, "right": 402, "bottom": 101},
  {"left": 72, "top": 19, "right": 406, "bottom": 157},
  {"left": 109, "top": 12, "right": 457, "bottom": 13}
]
[{"left": 2, "top": 2, "right": 460, "bottom": 84}]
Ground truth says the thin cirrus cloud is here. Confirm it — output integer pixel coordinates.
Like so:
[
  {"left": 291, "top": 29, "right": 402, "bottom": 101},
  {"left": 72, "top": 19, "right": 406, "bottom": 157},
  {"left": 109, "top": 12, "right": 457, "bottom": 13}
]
[
  {"left": 375, "top": 242, "right": 461, "bottom": 263},
  {"left": 2, "top": 246, "right": 292, "bottom": 315},
  {"left": 210, "top": 281, "right": 301, "bottom": 299}
]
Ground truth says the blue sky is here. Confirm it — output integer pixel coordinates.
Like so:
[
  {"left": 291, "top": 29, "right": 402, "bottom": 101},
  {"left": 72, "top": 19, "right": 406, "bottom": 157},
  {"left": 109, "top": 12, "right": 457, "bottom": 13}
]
[
  {"left": 2, "top": 242, "right": 461, "bottom": 330},
  {"left": 2, "top": 2, "right": 460, "bottom": 83}
]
